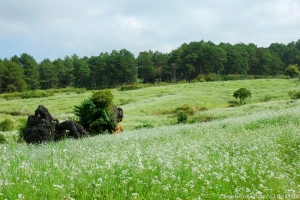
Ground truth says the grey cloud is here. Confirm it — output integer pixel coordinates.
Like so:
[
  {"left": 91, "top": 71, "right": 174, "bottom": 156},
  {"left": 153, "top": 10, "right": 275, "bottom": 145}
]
[{"left": 0, "top": 0, "right": 299, "bottom": 62}]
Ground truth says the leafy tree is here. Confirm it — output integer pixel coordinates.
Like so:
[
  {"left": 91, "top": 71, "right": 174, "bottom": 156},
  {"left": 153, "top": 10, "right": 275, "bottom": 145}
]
[
  {"left": 53, "top": 58, "right": 68, "bottom": 88},
  {"left": 63, "top": 56, "right": 75, "bottom": 87},
  {"left": 86, "top": 54, "right": 107, "bottom": 88},
  {"left": 137, "top": 51, "right": 156, "bottom": 83},
  {"left": 2, "top": 59, "right": 27, "bottom": 92},
  {"left": 269, "top": 42, "right": 288, "bottom": 63},
  {"left": 167, "top": 47, "right": 183, "bottom": 82},
  {"left": 246, "top": 43, "right": 259, "bottom": 75},
  {"left": 39, "top": 59, "right": 59, "bottom": 89},
  {"left": 233, "top": 88, "right": 251, "bottom": 105},
  {"left": 285, "top": 64, "right": 300, "bottom": 78},
  {"left": 152, "top": 51, "right": 169, "bottom": 82},
  {"left": 10, "top": 55, "right": 20, "bottom": 64},
  {"left": 0, "top": 61, "right": 7, "bottom": 93},
  {"left": 19, "top": 53, "right": 40, "bottom": 90},
  {"left": 255, "top": 48, "right": 273, "bottom": 75},
  {"left": 283, "top": 42, "right": 300, "bottom": 66},
  {"left": 201, "top": 41, "right": 226, "bottom": 74},
  {"left": 74, "top": 90, "right": 117, "bottom": 135},
  {"left": 106, "top": 49, "right": 137, "bottom": 86},
  {"left": 180, "top": 42, "right": 202, "bottom": 81},
  {"left": 72, "top": 54, "right": 91, "bottom": 88},
  {"left": 118, "top": 49, "right": 138, "bottom": 84},
  {"left": 221, "top": 43, "right": 249, "bottom": 75}
]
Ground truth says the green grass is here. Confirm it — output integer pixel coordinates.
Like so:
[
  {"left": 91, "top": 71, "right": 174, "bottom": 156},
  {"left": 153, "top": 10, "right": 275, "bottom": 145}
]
[
  {"left": 0, "top": 79, "right": 300, "bottom": 199},
  {"left": 0, "top": 79, "right": 298, "bottom": 131},
  {"left": 0, "top": 101, "right": 300, "bottom": 199}
]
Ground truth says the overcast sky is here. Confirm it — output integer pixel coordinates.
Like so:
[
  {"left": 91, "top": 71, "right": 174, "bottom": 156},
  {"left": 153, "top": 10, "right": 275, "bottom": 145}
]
[{"left": 0, "top": 0, "right": 299, "bottom": 62}]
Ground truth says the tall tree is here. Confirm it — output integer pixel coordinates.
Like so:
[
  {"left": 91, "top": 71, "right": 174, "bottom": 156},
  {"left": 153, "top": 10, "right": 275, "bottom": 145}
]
[
  {"left": 86, "top": 53, "right": 108, "bottom": 88},
  {"left": 255, "top": 48, "right": 274, "bottom": 75},
  {"left": 0, "top": 61, "right": 8, "bottom": 93},
  {"left": 152, "top": 51, "right": 169, "bottom": 83},
  {"left": 63, "top": 56, "right": 75, "bottom": 87},
  {"left": 283, "top": 42, "right": 300, "bottom": 66},
  {"left": 2, "top": 59, "right": 27, "bottom": 92},
  {"left": 118, "top": 49, "right": 137, "bottom": 84},
  {"left": 19, "top": 53, "right": 40, "bottom": 90},
  {"left": 201, "top": 41, "right": 226, "bottom": 74},
  {"left": 168, "top": 47, "right": 184, "bottom": 82},
  {"left": 136, "top": 51, "right": 156, "bottom": 83},
  {"left": 10, "top": 55, "right": 20, "bottom": 64},
  {"left": 269, "top": 43, "right": 288, "bottom": 64},
  {"left": 221, "top": 43, "right": 249, "bottom": 75},
  {"left": 72, "top": 54, "right": 91, "bottom": 88},
  {"left": 246, "top": 43, "right": 259, "bottom": 75},
  {"left": 53, "top": 58, "right": 68, "bottom": 88},
  {"left": 106, "top": 49, "right": 137, "bottom": 85},
  {"left": 39, "top": 59, "right": 58, "bottom": 89}
]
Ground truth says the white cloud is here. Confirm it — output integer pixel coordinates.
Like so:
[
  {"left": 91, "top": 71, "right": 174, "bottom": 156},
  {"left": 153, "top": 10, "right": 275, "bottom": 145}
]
[{"left": 0, "top": 0, "right": 299, "bottom": 61}]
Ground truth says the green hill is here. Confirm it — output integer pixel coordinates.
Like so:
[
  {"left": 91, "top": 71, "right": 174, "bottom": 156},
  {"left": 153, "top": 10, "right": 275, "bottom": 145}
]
[{"left": 0, "top": 79, "right": 300, "bottom": 199}]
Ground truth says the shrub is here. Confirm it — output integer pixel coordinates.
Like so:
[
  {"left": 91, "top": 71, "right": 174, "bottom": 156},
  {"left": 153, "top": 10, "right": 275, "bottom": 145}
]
[
  {"left": 194, "top": 74, "right": 206, "bottom": 82},
  {"left": 175, "top": 104, "right": 195, "bottom": 115},
  {"left": 288, "top": 91, "right": 300, "bottom": 100},
  {"left": 17, "top": 119, "right": 27, "bottom": 143},
  {"left": 285, "top": 64, "right": 300, "bottom": 78},
  {"left": 134, "top": 123, "right": 154, "bottom": 130},
  {"left": 177, "top": 111, "right": 188, "bottom": 123},
  {"left": 119, "top": 84, "right": 142, "bottom": 91},
  {"left": 233, "top": 88, "right": 251, "bottom": 105},
  {"left": 74, "top": 90, "right": 117, "bottom": 135},
  {"left": 0, "top": 134, "right": 7, "bottom": 144},
  {"left": 259, "top": 95, "right": 272, "bottom": 102},
  {"left": 205, "top": 73, "right": 220, "bottom": 82},
  {"left": 0, "top": 119, "right": 15, "bottom": 131},
  {"left": 91, "top": 90, "right": 114, "bottom": 109}
]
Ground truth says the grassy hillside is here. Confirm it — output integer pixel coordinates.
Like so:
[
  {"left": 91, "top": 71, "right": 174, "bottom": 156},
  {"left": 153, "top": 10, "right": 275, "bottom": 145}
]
[
  {"left": 0, "top": 79, "right": 299, "bottom": 134},
  {"left": 0, "top": 85, "right": 300, "bottom": 198}
]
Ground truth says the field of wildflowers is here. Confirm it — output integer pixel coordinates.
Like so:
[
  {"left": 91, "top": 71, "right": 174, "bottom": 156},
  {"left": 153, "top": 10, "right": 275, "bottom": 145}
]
[
  {"left": 1, "top": 101, "right": 300, "bottom": 199},
  {"left": 1, "top": 79, "right": 300, "bottom": 199}
]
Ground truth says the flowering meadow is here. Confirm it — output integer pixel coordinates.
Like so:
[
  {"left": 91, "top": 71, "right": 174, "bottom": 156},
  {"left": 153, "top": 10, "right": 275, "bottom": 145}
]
[{"left": 1, "top": 101, "right": 300, "bottom": 199}]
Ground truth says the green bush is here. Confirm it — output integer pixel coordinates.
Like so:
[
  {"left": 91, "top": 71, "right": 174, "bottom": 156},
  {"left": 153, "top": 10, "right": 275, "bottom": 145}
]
[
  {"left": 233, "top": 88, "right": 251, "bottom": 105},
  {"left": 134, "top": 123, "right": 154, "bottom": 130},
  {"left": 288, "top": 91, "right": 300, "bottom": 100},
  {"left": 0, "top": 134, "right": 7, "bottom": 144},
  {"left": 119, "top": 84, "right": 142, "bottom": 91},
  {"left": 177, "top": 111, "right": 188, "bottom": 123},
  {"left": 91, "top": 90, "right": 114, "bottom": 109},
  {"left": 285, "top": 64, "right": 300, "bottom": 78},
  {"left": 259, "top": 95, "right": 272, "bottom": 102},
  {"left": 205, "top": 73, "right": 220, "bottom": 82},
  {"left": 17, "top": 119, "right": 27, "bottom": 143},
  {"left": 175, "top": 104, "right": 195, "bottom": 115},
  {"left": 74, "top": 90, "right": 117, "bottom": 135},
  {"left": 0, "top": 119, "right": 15, "bottom": 131}
]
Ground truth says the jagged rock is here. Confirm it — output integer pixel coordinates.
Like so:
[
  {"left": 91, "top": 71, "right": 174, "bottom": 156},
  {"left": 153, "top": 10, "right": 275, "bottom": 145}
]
[
  {"left": 55, "top": 120, "right": 88, "bottom": 141},
  {"left": 110, "top": 107, "right": 124, "bottom": 134},
  {"left": 113, "top": 106, "right": 124, "bottom": 123},
  {"left": 23, "top": 105, "right": 88, "bottom": 144}
]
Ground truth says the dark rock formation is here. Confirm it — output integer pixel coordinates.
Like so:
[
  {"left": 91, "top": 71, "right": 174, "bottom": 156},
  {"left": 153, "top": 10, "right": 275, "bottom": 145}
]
[
  {"left": 23, "top": 105, "right": 88, "bottom": 144},
  {"left": 113, "top": 106, "right": 124, "bottom": 123}
]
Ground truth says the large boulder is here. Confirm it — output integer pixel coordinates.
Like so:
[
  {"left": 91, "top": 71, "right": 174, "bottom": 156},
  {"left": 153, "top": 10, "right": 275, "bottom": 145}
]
[{"left": 23, "top": 105, "right": 88, "bottom": 144}]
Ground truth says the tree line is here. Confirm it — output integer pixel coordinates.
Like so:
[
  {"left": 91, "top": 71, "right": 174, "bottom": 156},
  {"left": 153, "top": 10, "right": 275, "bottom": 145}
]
[{"left": 0, "top": 39, "right": 300, "bottom": 93}]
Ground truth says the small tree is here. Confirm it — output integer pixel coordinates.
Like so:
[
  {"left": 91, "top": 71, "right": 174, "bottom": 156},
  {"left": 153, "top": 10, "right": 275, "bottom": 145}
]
[
  {"left": 233, "top": 88, "right": 251, "bottom": 105},
  {"left": 177, "top": 111, "right": 188, "bottom": 123},
  {"left": 0, "top": 133, "right": 7, "bottom": 144},
  {"left": 285, "top": 64, "right": 300, "bottom": 78},
  {"left": 74, "top": 90, "right": 117, "bottom": 135}
]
